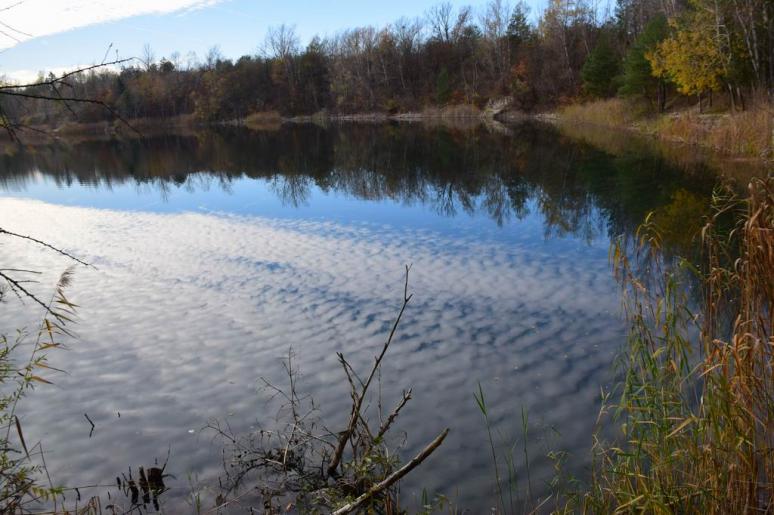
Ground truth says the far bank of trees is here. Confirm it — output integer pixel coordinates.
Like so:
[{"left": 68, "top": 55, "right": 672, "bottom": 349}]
[{"left": 1, "top": 0, "right": 772, "bottom": 124}]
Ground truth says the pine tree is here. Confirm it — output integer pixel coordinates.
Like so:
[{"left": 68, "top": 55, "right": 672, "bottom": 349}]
[
  {"left": 581, "top": 35, "right": 621, "bottom": 97},
  {"left": 619, "top": 15, "right": 669, "bottom": 110},
  {"left": 507, "top": 1, "right": 533, "bottom": 48},
  {"left": 436, "top": 67, "right": 452, "bottom": 104}
]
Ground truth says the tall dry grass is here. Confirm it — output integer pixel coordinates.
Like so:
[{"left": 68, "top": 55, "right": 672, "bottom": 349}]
[
  {"left": 559, "top": 98, "right": 647, "bottom": 127},
  {"left": 575, "top": 177, "right": 773, "bottom": 513},
  {"left": 558, "top": 98, "right": 773, "bottom": 159},
  {"left": 652, "top": 108, "right": 773, "bottom": 159}
]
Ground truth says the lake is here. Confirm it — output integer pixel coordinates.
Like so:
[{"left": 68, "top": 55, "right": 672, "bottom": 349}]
[{"left": 0, "top": 121, "right": 731, "bottom": 512}]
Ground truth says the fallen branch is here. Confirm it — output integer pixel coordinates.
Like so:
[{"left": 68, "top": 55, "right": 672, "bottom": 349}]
[{"left": 331, "top": 428, "right": 450, "bottom": 515}]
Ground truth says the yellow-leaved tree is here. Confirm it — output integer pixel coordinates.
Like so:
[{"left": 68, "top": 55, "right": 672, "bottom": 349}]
[{"left": 646, "top": 7, "right": 726, "bottom": 111}]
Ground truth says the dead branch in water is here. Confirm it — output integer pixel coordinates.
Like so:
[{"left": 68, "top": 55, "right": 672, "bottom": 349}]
[
  {"left": 211, "top": 265, "right": 449, "bottom": 513},
  {"left": 327, "top": 264, "right": 413, "bottom": 477},
  {"left": 331, "top": 428, "right": 450, "bottom": 515}
]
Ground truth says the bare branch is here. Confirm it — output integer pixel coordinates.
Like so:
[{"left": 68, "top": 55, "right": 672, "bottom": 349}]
[
  {"left": 331, "top": 428, "right": 449, "bottom": 515},
  {"left": 0, "top": 58, "right": 134, "bottom": 91},
  {"left": 376, "top": 389, "right": 412, "bottom": 441},
  {"left": 0, "top": 228, "right": 92, "bottom": 267},
  {"left": 327, "top": 265, "right": 413, "bottom": 477}
]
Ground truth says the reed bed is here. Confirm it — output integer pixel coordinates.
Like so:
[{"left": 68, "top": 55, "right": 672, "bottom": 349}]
[
  {"left": 651, "top": 108, "right": 773, "bottom": 159},
  {"left": 573, "top": 177, "right": 773, "bottom": 513}
]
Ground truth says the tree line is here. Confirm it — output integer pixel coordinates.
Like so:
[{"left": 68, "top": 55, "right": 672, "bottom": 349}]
[{"left": 2, "top": 0, "right": 772, "bottom": 125}]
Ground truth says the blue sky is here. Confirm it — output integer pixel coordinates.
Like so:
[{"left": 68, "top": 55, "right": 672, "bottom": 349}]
[{"left": 0, "top": 0, "right": 548, "bottom": 82}]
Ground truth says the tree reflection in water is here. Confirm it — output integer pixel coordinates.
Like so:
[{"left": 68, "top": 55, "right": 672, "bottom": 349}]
[{"left": 0, "top": 122, "right": 731, "bottom": 255}]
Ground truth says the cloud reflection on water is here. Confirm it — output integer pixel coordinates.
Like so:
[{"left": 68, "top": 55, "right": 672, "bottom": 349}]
[{"left": 0, "top": 196, "right": 622, "bottom": 510}]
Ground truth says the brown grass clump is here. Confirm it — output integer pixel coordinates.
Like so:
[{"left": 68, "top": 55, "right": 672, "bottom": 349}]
[
  {"left": 652, "top": 107, "right": 773, "bottom": 158},
  {"left": 243, "top": 111, "right": 283, "bottom": 130},
  {"left": 559, "top": 98, "right": 645, "bottom": 127},
  {"left": 558, "top": 97, "right": 773, "bottom": 159}
]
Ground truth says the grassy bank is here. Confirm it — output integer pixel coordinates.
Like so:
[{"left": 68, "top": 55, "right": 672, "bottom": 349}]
[{"left": 558, "top": 98, "right": 773, "bottom": 160}]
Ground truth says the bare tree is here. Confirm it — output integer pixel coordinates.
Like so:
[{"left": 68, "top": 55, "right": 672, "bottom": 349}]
[
  {"left": 264, "top": 24, "right": 299, "bottom": 60},
  {"left": 185, "top": 50, "right": 199, "bottom": 71},
  {"left": 426, "top": 2, "right": 454, "bottom": 42},
  {"left": 451, "top": 5, "right": 474, "bottom": 43},
  {"left": 142, "top": 43, "right": 156, "bottom": 71},
  {"left": 169, "top": 51, "right": 182, "bottom": 70},
  {"left": 481, "top": 0, "right": 512, "bottom": 85},
  {"left": 205, "top": 45, "right": 222, "bottom": 70},
  {"left": 392, "top": 17, "right": 424, "bottom": 92}
]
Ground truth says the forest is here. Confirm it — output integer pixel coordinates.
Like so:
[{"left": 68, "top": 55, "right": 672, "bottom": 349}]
[{"left": 0, "top": 0, "right": 771, "bottom": 125}]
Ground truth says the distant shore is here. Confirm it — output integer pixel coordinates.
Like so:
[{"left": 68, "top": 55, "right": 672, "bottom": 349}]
[
  {"left": 4, "top": 100, "right": 770, "bottom": 164},
  {"left": 3, "top": 102, "right": 526, "bottom": 137}
]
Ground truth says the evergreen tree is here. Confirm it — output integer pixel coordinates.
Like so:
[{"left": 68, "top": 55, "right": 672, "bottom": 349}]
[
  {"left": 435, "top": 66, "right": 452, "bottom": 104},
  {"left": 619, "top": 15, "right": 669, "bottom": 110},
  {"left": 507, "top": 1, "right": 533, "bottom": 48},
  {"left": 581, "top": 36, "right": 621, "bottom": 97}
]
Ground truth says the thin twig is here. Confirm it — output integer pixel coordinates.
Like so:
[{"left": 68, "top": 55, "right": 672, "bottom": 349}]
[
  {"left": 84, "top": 413, "right": 95, "bottom": 438},
  {"left": 0, "top": 228, "right": 92, "bottom": 267},
  {"left": 376, "top": 389, "right": 412, "bottom": 441},
  {"left": 327, "top": 265, "right": 413, "bottom": 477}
]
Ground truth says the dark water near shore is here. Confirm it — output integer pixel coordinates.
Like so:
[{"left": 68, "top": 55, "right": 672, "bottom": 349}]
[{"left": 0, "top": 122, "right": 727, "bottom": 512}]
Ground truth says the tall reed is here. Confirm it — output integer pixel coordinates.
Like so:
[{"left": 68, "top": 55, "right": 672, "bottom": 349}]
[
  {"left": 0, "top": 270, "right": 79, "bottom": 513},
  {"left": 576, "top": 177, "right": 773, "bottom": 513}
]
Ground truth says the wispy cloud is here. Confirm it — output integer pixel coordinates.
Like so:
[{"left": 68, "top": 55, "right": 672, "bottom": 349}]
[
  {"left": 0, "top": 196, "right": 623, "bottom": 508},
  {"left": 0, "top": 63, "right": 121, "bottom": 83},
  {"left": 0, "top": 0, "right": 226, "bottom": 51}
]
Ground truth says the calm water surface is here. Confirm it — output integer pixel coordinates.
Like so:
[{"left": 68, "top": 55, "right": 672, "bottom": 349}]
[{"left": 0, "top": 122, "right": 723, "bottom": 511}]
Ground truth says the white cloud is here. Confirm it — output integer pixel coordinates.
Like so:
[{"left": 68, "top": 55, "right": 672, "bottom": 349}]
[
  {"left": 0, "top": 0, "right": 225, "bottom": 51},
  {"left": 0, "top": 63, "right": 121, "bottom": 83},
  {"left": 0, "top": 196, "right": 624, "bottom": 508}
]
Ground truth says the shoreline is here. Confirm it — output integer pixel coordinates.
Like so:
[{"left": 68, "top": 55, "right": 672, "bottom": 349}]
[
  {"left": 551, "top": 99, "right": 772, "bottom": 163},
  {"left": 3, "top": 103, "right": 523, "bottom": 139},
  {"left": 3, "top": 103, "right": 770, "bottom": 165}
]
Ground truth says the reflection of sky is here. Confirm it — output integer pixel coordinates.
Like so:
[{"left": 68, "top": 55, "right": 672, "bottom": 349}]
[
  {"left": 0, "top": 186, "right": 622, "bottom": 511},
  {"left": 1, "top": 172, "right": 610, "bottom": 245}
]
